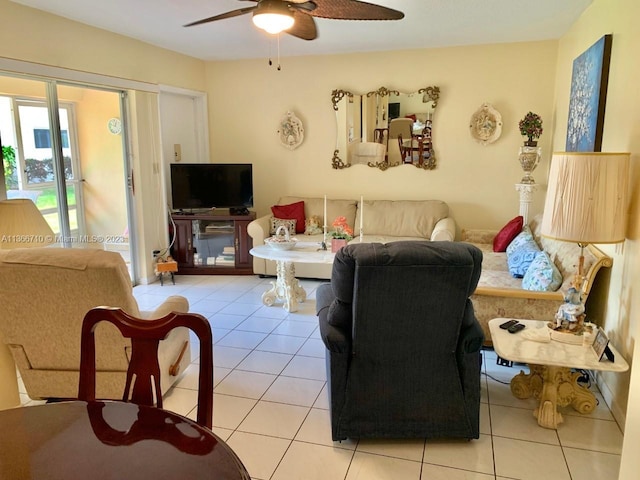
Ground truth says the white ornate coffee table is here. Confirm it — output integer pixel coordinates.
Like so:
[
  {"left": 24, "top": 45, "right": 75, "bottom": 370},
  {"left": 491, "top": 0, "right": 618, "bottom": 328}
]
[
  {"left": 250, "top": 242, "right": 336, "bottom": 313},
  {"left": 488, "top": 318, "right": 629, "bottom": 429}
]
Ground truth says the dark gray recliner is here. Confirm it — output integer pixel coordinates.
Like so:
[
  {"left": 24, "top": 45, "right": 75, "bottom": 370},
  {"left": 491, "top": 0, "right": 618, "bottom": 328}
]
[{"left": 316, "top": 241, "right": 484, "bottom": 441}]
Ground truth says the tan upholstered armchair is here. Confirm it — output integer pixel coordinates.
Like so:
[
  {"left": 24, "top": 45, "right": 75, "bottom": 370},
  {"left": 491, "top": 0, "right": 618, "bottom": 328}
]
[{"left": 0, "top": 248, "right": 192, "bottom": 403}]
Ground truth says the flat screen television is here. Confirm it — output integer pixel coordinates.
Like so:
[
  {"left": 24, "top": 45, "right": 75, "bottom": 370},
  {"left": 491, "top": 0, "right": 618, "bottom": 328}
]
[{"left": 170, "top": 163, "right": 253, "bottom": 211}]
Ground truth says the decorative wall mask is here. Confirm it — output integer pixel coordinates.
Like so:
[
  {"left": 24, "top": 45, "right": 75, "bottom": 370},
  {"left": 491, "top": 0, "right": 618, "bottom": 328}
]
[
  {"left": 469, "top": 103, "right": 502, "bottom": 145},
  {"left": 278, "top": 111, "right": 304, "bottom": 150}
]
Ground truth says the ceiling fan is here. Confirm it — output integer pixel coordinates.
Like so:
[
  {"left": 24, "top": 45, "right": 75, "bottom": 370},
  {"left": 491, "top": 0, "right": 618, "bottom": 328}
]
[{"left": 184, "top": 0, "right": 404, "bottom": 40}]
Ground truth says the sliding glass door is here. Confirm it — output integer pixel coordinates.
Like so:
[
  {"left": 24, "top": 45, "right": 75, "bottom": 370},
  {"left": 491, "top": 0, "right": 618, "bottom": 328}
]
[
  {"left": 0, "top": 73, "right": 135, "bottom": 278},
  {"left": 13, "top": 98, "right": 83, "bottom": 237}
]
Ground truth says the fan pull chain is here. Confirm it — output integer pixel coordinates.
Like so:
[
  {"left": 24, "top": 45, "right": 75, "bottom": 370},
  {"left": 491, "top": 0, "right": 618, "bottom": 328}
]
[
  {"left": 277, "top": 34, "right": 281, "bottom": 71},
  {"left": 266, "top": 35, "right": 282, "bottom": 71}
]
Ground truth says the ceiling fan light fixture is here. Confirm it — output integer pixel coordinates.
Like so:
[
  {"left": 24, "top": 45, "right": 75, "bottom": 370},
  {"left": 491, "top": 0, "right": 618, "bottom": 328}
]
[{"left": 252, "top": 1, "right": 294, "bottom": 34}]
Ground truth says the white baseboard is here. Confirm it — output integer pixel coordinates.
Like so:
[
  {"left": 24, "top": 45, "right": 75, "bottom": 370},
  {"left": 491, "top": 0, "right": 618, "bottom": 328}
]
[{"left": 594, "top": 371, "right": 627, "bottom": 432}]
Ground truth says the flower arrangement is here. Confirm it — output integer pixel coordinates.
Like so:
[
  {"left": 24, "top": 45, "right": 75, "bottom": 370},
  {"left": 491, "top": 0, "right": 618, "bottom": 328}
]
[
  {"left": 518, "top": 112, "right": 543, "bottom": 146},
  {"left": 329, "top": 216, "right": 353, "bottom": 241}
]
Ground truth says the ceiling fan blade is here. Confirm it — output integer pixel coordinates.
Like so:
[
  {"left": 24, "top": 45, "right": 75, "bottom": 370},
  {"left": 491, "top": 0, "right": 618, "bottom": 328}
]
[
  {"left": 184, "top": 6, "right": 256, "bottom": 27},
  {"left": 286, "top": 11, "right": 318, "bottom": 40},
  {"left": 289, "top": 1, "right": 317, "bottom": 12},
  {"left": 306, "top": 0, "right": 404, "bottom": 20}
]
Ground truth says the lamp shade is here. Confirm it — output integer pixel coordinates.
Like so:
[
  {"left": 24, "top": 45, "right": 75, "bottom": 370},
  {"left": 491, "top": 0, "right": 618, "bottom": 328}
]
[
  {"left": 541, "top": 152, "right": 630, "bottom": 244},
  {"left": 0, "top": 199, "right": 55, "bottom": 249}
]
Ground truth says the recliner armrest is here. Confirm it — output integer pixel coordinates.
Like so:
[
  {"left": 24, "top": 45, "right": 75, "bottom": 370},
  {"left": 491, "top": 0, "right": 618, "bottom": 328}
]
[
  {"left": 431, "top": 217, "right": 456, "bottom": 241},
  {"left": 458, "top": 304, "right": 484, "bottom": 354},
  {"left": 317, "top": 284, "right": 351, "bottom": 354},
  {"left": 319, "top": 318, "right": 350, "bottom": 354},
  {"left": 141, "top": 295, "right": 189, "bottom": 319}
]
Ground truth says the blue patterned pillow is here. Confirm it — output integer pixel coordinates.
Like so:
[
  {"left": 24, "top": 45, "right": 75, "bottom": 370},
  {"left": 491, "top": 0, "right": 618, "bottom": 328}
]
[
  {"left": 506, "top": 226, "right": 534, "bottom": 256},
  {"left": 507, "top": 237, "right": 540, "bottom": 278},
  {"left": 522, "top": 251, "right": 563, "bottom": 291}
]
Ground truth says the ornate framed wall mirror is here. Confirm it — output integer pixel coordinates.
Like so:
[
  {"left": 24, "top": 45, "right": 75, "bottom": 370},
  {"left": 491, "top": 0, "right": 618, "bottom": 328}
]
[{"left": 331, "top": 86, "right": 439, "bottom": 170}]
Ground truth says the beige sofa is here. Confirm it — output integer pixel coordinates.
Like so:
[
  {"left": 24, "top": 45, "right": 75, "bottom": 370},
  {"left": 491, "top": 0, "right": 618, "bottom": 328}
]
[
  {"left": 248, "top": 196, "right": 456, "bottom": 279},
  {"left": 0, "top": 248, "right": 192, "bottom": 402},
  {"left": 461, "top": 215, "right": 612, "bottom": 345}
]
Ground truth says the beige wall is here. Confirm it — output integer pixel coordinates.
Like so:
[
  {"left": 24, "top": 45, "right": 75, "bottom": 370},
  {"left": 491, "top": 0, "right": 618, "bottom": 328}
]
[
  {"left": 554, "top": 1, "right": 640, "bottom": 477},
  {"left": 0, "top": 0, "right": 205, "bottom": 92},
  {"left": 205, "top": 40, "right": 558, "bottom": 234},
  {"left": 553, "top": 0, "right": 639, "bottom": 429}
]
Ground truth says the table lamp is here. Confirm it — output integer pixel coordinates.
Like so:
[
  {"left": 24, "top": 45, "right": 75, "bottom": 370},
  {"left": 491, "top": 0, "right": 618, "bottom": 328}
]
[
  {"left": 541, "top": 152, "right": 629, "bottom": 340},
  {"left": 0, "top": 198, "right": 55, "bottom": 249},
  {"left": 0, "top": 198, "right": 54, "bottom": 410}
]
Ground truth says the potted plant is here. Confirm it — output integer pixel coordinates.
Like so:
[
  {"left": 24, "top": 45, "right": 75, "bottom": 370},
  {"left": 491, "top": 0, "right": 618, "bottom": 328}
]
[
  {"left": 518, "top": 112, "right": 543, "bottom": 146},
  {"left": 329, "top": 216, "right": 353, "bottom": 252}
]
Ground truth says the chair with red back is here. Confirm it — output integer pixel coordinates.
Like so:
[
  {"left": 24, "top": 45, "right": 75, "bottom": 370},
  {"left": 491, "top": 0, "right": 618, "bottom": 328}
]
[{"left": 79, "top": 307, "right": 214, "bottom": 429}]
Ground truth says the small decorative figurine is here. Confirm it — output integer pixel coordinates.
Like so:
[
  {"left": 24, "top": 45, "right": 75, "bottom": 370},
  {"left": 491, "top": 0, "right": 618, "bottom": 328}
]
[{"left": 554, "top": 286, "right": 586, "bottom": 332}]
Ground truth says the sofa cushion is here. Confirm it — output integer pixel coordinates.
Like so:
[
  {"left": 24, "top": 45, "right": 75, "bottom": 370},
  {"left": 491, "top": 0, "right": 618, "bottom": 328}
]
[
  {"left": 279, "top": 196, "right": 357, "bottom": 232},
  {"left": 269, "top": 217, "right": 297, "bottom": 236},
  {"left": 522, "top": 251, "right": 563, "bottom": 292},
  {"left": 507, "top": 238, "right": 540, "bottom": 278},
  {"left": 353, "top": 200, "right": 448, "bottom": 238},
  {"left": 506, "top": 226, "right": 535, "bottom": 255},
  {"left": 271, "top": 201, "right": 305, "bottom": 233},
  {"left": 493, "top": 216, "right": 523, "bottom": 252}
]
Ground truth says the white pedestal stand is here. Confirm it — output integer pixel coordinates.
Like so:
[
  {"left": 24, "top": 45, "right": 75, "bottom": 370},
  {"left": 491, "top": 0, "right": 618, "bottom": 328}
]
[
  {"left": 515, "top": 183, "right": 538, "bottom": 224},
  {"left": 261, "top": 260, "right": 307, "bottom": 313}
]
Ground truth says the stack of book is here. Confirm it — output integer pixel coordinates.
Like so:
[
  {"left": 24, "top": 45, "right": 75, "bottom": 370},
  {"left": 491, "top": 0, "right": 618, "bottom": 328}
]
[
  {"left": 205, "top": 224, "right": 233, "bottom": 232},
  {"left": 215, "top": 246, "right": 235, "bottom": 266}
]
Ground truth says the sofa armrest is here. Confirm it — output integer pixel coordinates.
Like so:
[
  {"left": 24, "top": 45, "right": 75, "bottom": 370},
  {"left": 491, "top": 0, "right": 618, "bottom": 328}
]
[
  {"left": 247, "top": 214, "right": 271, "bottom": 244},
  {"left": 247, "top": 215, "right": 272, "bottom": 275},
  {"left": 141, "top": 295, "right": 189, "bottom": 319},
  {"left": 473, "top": 286, "right": 564, "bottom": 301},
  {"left": 460, "top": 229, "right": 496, "bottom": 244},
  {"left": 431, "top": 217, "right": 456, "bottom": 241}
]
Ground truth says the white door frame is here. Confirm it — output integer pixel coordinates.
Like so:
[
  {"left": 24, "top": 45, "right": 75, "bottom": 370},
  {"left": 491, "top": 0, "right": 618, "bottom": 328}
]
[{"left": 158, "top": 84, "right": 209, "bottom": 215}]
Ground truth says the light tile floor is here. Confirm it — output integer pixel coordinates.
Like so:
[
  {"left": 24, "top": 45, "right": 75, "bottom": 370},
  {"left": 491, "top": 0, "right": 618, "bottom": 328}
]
[{"left": 19, "top": 274, "right": 624, "bottom": 480}]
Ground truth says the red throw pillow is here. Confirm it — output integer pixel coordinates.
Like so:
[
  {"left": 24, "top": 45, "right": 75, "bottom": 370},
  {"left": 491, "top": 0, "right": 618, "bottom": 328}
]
[
  {"left": 405, "top": 114, "right": 417, "bottom": 122},
  {"left": 271, "top": 201, "right": 305, "bottom": 234},
  {"left": 493, "top": 216, "right": 524, "bottom": 252}
]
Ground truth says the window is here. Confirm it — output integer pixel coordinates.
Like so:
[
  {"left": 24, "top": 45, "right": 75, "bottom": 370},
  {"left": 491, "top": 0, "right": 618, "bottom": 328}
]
[{"left": 33, "top": 128, "right": 69, "bottom": 149}]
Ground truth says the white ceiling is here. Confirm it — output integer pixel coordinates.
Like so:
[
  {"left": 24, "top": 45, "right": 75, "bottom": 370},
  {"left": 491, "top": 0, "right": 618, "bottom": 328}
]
[{"left": 12, "top": 0, "right": 592, "bottom": 61}]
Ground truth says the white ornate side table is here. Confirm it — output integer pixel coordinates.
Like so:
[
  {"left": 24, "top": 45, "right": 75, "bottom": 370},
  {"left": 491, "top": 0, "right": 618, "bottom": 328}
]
[
  {"left": 250, "top": 243, "right": 335, "bottom": 312},
  {"left": 488, "top": 318, "right": 628, "bottom": 429}
]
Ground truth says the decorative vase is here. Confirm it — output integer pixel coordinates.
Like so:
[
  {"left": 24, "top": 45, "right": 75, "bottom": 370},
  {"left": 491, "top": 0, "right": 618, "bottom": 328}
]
[
  {"left": 518, "top": 146, "right": 542, "bottom": 184},
  {"left": 331, "top": 239, "right": 348, "bottom": 253}
]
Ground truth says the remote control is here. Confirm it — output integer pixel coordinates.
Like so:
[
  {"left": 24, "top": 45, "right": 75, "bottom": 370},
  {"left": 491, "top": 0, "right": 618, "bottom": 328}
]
[
  {"left": 500, "top": 319, "right": 519, "bottom": 330},
  {"left": 508, "top": 323, "right": 526, "bottom": 334}
]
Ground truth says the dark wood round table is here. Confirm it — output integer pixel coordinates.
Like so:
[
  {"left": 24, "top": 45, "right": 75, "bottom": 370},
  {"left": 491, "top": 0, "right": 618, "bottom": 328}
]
[{"left": 0, "top": 400, "right": 250, "bottom": 479}]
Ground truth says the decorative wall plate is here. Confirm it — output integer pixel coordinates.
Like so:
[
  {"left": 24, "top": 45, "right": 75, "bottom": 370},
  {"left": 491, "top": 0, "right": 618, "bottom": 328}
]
[
  {"left": 278, "top": 111, "right": 304, "bottom": 150},
  {"left": 469, "top": 103, "right": 502, "bottom": 145}
]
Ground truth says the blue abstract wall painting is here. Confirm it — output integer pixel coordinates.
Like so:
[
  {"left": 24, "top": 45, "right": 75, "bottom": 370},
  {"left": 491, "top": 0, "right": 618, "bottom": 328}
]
[{"left": 565, "top": 35, "right": 612, "bottom": 152}]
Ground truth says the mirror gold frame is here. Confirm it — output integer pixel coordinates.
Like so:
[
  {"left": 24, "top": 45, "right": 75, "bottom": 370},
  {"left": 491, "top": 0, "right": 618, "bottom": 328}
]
[{"left": 331, "top": 86, "right": 440, "bottom": 170}]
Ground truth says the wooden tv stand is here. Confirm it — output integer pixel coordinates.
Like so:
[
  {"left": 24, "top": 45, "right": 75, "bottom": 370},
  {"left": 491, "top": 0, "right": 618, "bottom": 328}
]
[{"left": 170, "top": 212, "right": 255, "bottom": 275}]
